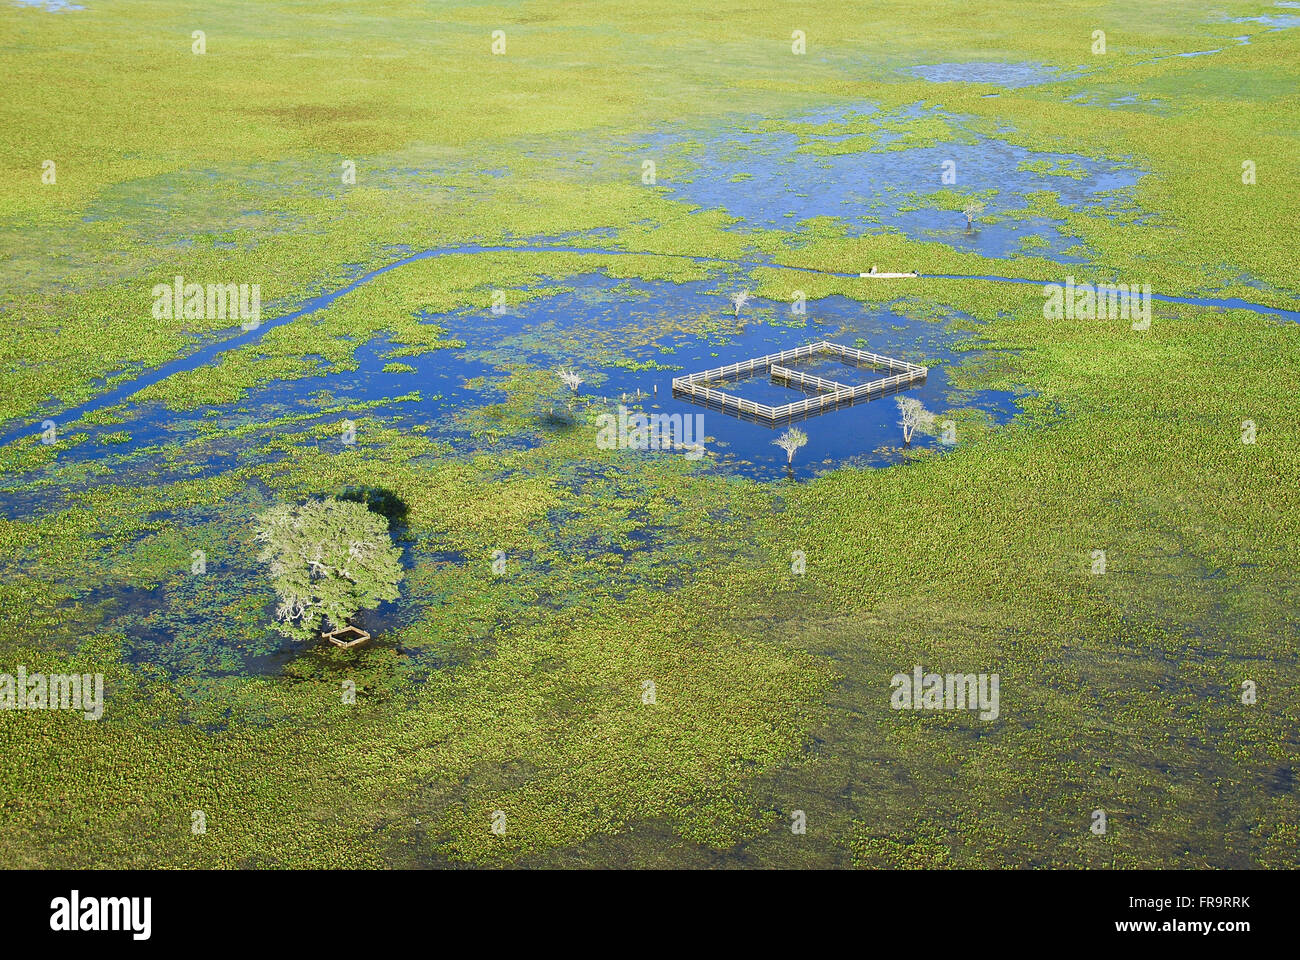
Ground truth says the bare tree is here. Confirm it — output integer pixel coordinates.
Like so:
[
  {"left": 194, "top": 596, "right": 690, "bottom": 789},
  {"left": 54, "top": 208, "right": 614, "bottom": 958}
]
[
  {"left": 556, "top": 367, "right": 584, "bottom": 392},
  {"left": 731, "top": 289, "right": 751, "bottom": 317},
  {"left": 897, "top": 396, "right": 935, "bottom": 445},
  {"left": 963, "top": 199, "right": 985, "bottom": 232},
  {"left": 773, "top": 426, "right": 808, "bottom": 464}
]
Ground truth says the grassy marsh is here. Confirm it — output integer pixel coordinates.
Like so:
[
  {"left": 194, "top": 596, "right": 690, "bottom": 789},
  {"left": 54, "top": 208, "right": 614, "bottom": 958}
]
[{"left": 0, "top": 1, "right": 1297, "bottom": 868}]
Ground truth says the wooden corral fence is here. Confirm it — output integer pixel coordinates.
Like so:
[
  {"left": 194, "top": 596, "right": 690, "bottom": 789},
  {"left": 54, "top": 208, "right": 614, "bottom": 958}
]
[
  {"left": 769, "top": 364, "right": 845, "bottom": 394},
  {"left": 671, "top": 341, "right": 927, "bottom": 425}
]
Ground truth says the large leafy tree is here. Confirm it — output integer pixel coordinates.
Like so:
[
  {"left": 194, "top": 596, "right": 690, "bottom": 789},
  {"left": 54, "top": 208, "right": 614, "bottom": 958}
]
[{"left": 253, "top": 498, "right": 403, "bottom": 641}]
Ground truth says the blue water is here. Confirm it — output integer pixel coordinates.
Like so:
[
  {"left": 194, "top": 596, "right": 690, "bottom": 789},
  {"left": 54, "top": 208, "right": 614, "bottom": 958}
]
[
  {"left": 13, "top": 0, "right": 84, "bottom": 10},
  {"left": 0, "top": 268, "right": 1023, "bottom": 502},
  {"left": 7, "top": 340, "right": 505, "bottom": 486},
  {"left": 908, "top": 62, "right": 1076, "bottom": 88},
  {"left": 1226, "top": 13, "right": 1300, "bottom": 28},
  {"left": 641, "top": 103, "right": 1146, "bottom": 261},
  {"left": 4, "top": 238, "right": 1299, "bottom": 462},
  {"left": 449, "top": 275, "right": 1020, "bottom": 479},
  {"left": 1065, "top": 92, "right": 1165, "bottom": 111}
]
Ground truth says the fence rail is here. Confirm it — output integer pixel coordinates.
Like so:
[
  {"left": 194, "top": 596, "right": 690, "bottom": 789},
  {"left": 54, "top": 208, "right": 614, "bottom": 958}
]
[
  {"left": 823, "top": 340, "right": 923, "bottom": 373},
  {"left": 769, "top": 365, "right": 852, "bottom": 394},
  {"left": 670, "top": 341, "right": 927, "bottom": 424},
  {"left": 678, "top": 341, "right": 828, "bottom": 385}
]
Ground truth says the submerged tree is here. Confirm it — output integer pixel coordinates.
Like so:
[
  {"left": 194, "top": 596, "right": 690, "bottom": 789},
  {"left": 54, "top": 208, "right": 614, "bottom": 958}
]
[
  {"left": 556, "top": 367, "right": 585, "bottom": 392},
  {"left": 773, "top": 426, "right": 809, "bottom": 464},
  {"left": 962, "top": 199, "right": 985, "bottom": 232},
  {"left": 897, "top": 396, "right": 936, "bottom": 445},
  {"left": 253, "top": 499, "right": 403, "bottom": 642},
  {"left": 731, "top": 289, "right": 752, "bottom": 317},
  {"left": 543, "top": 367, "right": 585, "bottom": 425}
]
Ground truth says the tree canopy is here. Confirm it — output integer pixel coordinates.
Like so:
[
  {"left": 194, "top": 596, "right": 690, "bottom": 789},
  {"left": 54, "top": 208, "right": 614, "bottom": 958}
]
[{"left": 253, "top": 498, "right": 403, "bottom": 641}]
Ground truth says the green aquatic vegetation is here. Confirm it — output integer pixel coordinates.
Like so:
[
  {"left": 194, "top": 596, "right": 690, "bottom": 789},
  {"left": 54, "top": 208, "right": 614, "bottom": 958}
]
[
  {"left": 875, "top": 109, "right": 978, "bottom": 152},
  {"left": 900, "top": 187, "right": 998, "bottom": 215},
  {"left": 79, "top": 406, "right": 130, "bottom": 427},
  {"left": 607, "top": 357, "right": 681, "bottom": 372},
  {"left": 1, "top": 0, "right": 1299, "bottom": 871},
  {"left": 796, "top": 134, "right": 880, "bottom": 157},
  {"left": 1017, "top": 157, "right": 1087, "bottom": 179},
  {"left": 188, "top": 393, "right": 423, "bottom": 444},
  {"left": 762, "top": 102, "right": 974, "bottom": 155}
]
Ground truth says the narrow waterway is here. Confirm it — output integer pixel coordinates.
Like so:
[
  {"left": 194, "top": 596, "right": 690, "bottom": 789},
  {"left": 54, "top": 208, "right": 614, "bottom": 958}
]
[{"left": 4, "top": 241, "right": 1297, "bottom": 448}]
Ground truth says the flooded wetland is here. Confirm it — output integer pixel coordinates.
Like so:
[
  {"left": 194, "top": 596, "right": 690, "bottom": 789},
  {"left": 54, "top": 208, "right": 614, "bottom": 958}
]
[{"left": 1, "top": 1, "right": 1297, "bottom": 873}]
